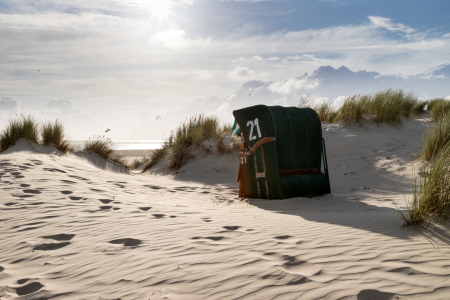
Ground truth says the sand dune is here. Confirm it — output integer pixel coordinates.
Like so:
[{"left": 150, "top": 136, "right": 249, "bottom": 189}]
[{"left": 1, "top": 116, "right": 450, "bottom": 299}]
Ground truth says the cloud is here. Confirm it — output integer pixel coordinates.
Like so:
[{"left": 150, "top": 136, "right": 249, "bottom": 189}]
[
  {"left": 251, "top": 55, "right": 264, "bottom": 60},
  {"left": 0, "top": 13, "right": 144, "bottom": 34},
  {"left": 150, "top": 29, "right": 190, "bottom": 49},
  {"left": 331, "top": 96, "right": 346, "bottom": 109},
  {"left": 268, "top": 78, "right": 319, "bottom": 94},
  {"left": 368, "top": 16, "right": 415, "bottom": 34},
  {"left": 228, "top": 66, "right": 256, "bottom": 81},
  {"left": 195, "top": 70, "right": 212, "bottom": 81},
  {"left": 0, "top": 97, "right": 20, "bottom": 111},
  {"left": 44, "top": 100, "right": 82, "bottom": 115}
]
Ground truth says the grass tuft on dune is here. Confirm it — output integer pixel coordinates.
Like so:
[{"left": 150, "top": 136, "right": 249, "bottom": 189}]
[
  {"left": 400, "top": 144, "right": 450, "bottom": 226},
  {"left": 83, "top": 135, "right": 128, "bottom": 167},
  {"left": 400, "top": 115, "right": 450, "bottom": 226},
  {"left": 303, "top": 89, "right": 429, "bottom": 126},
  {"left": 422, "top": 114, "right": 450, "bottom": 161},
  {"left": 427, "top": 98, "right": 450, "bottom": 121},
  {"left": 0, "top": 115, "right": 40, "bottom": 152},
  {"left": 41, "top": 120, "right": 73, "bottom": 153},
  {"left": 141, "top": 114, "right": 237, "bottom": 172}
]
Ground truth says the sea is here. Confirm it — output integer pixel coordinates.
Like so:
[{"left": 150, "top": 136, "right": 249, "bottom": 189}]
[{"left": 69, "top": 140, "right": 164, "bottom": 151}]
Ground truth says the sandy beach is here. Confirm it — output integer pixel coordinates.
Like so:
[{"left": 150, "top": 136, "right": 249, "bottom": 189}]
[{"left": 1, "top": 115, "right": 450, "bottom": 299}]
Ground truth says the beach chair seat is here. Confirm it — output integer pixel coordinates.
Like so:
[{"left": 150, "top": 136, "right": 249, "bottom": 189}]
[{"left": 233, "top": 105, "right": 331, "bottom": 199}]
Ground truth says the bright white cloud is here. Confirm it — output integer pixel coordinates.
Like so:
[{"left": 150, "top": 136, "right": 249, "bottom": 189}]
[
  {"left": 228, "top": 66, "right": 255, "bottom": 81},
  {"left": 0, "top": 13, "right": 144, "bottom": 33},
  {"left": 150, "top": 29, "right": 190, "bottom": 49},
  {"left": 195, "top": 70, "right": 212, "bottom": 81},
  {"left": 268, "top": 78, "right": 319, "bottom": 94},
  {"left": 368, "top": 16, "right": 415, "bottom": 34},
  {"left": 251, "top": 55, "right": 264, "bottom": 60}
]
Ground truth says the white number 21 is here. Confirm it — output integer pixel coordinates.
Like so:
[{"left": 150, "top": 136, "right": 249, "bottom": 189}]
[{"left": 247, "top": 118, "right": 262, "bottom": 141}]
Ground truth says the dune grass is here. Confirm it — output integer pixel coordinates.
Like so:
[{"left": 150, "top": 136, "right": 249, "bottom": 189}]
[
  {"left": 427, "top": 98, "right": 450, "bottom": 121},
  {"left": 313, "top": 101, "right": 338, "bottom": 123},
  {"left": 166, "top": 114, "right": 221, "bottom": 170},
  {"left": 141, "top": 147, "right": 167, "bottom": 172},
  {"left": 141, "top": 114, "right": 237, "bottom": 172},
  {"left": 41, "top": 120, "right": 72, "bottom": 153},
  {"left": 130, "top": 156, "right": 149, "bottom": 169},
  {"left": 399, "top": 145, "right": 450, "bottom": 226},
  {"left": 421, "top": 115, "right": 450, "bottom": 161},
  {"left": 83, "top": 135, "right": 127, "bottom": 167},
  {"left": 0, "top": 115, "right": 40, "bottom": 152},
  {"left": 308, "top": 89, "right": 428, "bottom": 126}
]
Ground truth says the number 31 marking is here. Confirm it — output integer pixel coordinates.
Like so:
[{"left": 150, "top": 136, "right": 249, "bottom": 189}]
[{"left": 247, "top": 118, "right": 262, "bottom": 141}]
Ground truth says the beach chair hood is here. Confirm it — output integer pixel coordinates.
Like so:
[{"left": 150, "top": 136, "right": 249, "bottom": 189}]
[{"left": 233, "top": 105, "right": 331, "bottom": 199}]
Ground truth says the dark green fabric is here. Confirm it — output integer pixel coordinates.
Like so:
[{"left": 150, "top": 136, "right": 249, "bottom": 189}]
[{"left": 233, "top": 105, "right": 331, "bottom": 199}]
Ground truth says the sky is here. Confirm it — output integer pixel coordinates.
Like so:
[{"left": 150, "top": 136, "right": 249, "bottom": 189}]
[{"left": 1, "top": 0, "right": 450, "bottom": 140}]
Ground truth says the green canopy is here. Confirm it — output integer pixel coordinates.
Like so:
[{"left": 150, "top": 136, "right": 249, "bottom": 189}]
[{"left": 233, "top": 105, "right": 331, "bottom": 199}]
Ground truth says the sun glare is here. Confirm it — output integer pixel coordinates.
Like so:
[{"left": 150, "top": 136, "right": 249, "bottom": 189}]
[{"left": 150, "top": 1, "right": 172, "bottom": 19}]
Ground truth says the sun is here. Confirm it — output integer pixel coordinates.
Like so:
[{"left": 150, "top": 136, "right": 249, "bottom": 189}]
[{"left": 149, "top": 1, "right": 172, "bottom": 19}]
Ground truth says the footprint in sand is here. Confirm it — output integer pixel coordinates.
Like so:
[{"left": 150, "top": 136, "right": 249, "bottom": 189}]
[
  {"left": 15, "top": 281, "right": 44, "bottom": 296},
  {"left": 143, "top": 185, "right": 166, "bottom": 190},
  {"left": 5, "top": 202, "right": 17, "bottom": 206},
  {"left": 138, "top": 207, "right": 151, "bottom": 211},
  {"left": 18, "top": 278, "right": 29, "bottom": 284},
  {"left": 277, "top": 255, "right": 323, "bottom": 277},
  {"left": 223, "top": 226, "right": 241, "bottom": 231},
  {"left": 99, "top": 199, "right": 113, "bottom": 204},
  {"left": 274, "top": 235, "right": 293, "bottom": 240},
  {"left": 23, "top": 189, "right": 41, "bottom": 194},
  {"left": 17, "top": 195, "right": 34, "bottom": 199},
  {"left": 152, "top": 214, "right": 165, "bottom": 218},
  {"left": 69, "top": 196, "right": 83, "bottom": 200},
  {"left": 357, "top": 289, "right": 397, "bottom": 300},
  {"left": 33, "top": 242, "right": 70, "bottom": 251},
  {"left": 20, "top": 184, "right": 31, "bottom": 187},
  {"left": 91, "top": 188, "right": 105, "bottom": 192},
  {"left": 60, "top": 191, "right": 73, "bottom": 195},
  {"left": 99, "top": 206, "right": 112, "bottom": 210},
  {"left": 0, "top": 266, "right": 4, "bottom": 272},
  {"left": 192, "top": 236, "right": 223, "bottom": 241},
  {"left": 42, "top": 234, "right": 75, "bottom": 241},
  {"left": 109, "top": 238, "right": 141, "bottom": 247}
]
